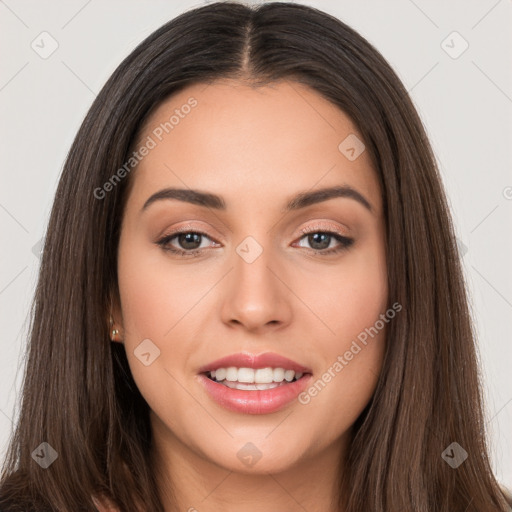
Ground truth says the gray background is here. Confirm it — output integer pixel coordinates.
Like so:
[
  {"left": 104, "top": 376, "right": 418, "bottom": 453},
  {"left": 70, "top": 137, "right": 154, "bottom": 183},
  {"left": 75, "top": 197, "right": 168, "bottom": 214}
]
[{"left": 1, "top": 0, "right": 511, "bottom": 489}]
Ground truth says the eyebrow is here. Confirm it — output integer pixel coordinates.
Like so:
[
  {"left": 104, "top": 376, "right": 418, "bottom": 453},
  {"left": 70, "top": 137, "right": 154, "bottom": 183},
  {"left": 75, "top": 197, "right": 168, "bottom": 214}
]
[{"left": 141, "top": 185, "right": 373, "bottom": 214}]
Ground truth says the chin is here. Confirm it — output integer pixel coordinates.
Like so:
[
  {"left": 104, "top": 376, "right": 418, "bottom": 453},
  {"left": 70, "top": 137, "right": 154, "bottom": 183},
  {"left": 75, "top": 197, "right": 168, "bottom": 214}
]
[{"left": 197, "top": 436, "right": 310, "bottom": 475}]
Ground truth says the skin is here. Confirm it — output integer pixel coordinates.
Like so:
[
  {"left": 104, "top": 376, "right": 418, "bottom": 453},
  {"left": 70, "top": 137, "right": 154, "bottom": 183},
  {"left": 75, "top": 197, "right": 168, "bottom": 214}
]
[{"left": 111, "top": 79, "right": 388, "bottom": 512}]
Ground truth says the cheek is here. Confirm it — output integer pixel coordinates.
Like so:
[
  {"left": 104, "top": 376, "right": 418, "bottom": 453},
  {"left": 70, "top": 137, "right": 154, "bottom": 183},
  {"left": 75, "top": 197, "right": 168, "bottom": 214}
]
[
  {"left": 298, "top": 237, "right": 388, "bottom": 345},
  {"left": 296, "top": 269, "right": 388, "bottom": 442},
  {"left": 294, "top": 236, "right": 388, "bottom": 425},
  {"left": 297, "top": 334, "right": 385, "bottom": 448},
  {"left": 116, "top": 241, "right": 200, "bottom": 423},
  {"left": 117, "top": 236, "right": 207, "bottom": 340}
]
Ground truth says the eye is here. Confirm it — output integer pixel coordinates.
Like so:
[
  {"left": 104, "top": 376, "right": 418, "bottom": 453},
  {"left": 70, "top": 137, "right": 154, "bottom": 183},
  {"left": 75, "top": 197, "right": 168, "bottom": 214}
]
[
  {"left": 294, "top": 226, "right": 354, "bottom": 255},
  {"left": 156, "top": 229, "right": 218, "bottom": 257}
]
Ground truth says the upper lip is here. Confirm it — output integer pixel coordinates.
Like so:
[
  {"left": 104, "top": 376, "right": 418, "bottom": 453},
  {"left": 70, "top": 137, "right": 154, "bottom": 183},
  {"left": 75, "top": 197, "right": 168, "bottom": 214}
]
[{"left": 198, "top": 352, "right": 312, "bottom": 374}]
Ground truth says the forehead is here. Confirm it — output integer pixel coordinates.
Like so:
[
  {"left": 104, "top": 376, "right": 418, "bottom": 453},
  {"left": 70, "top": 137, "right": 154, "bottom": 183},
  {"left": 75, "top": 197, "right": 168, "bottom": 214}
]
[{"left": 127, "top": 79, "right": 381, "bottom": 215}]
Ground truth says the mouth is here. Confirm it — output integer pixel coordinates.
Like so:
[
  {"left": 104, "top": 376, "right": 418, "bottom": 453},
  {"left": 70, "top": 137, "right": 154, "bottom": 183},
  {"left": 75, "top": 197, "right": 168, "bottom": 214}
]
[
  {"left": 198, "top": 368, "right": 313, "bottom": 414},
  {"left": 197, "top": 353, "right": 313, "bottom": 414}
]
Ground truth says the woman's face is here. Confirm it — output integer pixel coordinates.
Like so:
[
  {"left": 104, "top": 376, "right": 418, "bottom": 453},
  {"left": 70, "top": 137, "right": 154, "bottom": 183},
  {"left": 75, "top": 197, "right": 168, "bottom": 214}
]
[{"left": 114, "top": 79, "right": 388, "bottom": 475}]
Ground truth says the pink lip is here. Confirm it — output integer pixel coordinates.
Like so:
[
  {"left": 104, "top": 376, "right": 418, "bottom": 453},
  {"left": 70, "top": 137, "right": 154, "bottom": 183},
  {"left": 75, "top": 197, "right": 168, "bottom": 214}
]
[
  {"left": 197, "top": 373, "right": 313, "bottom": 414},
  {"left": 198, "top": 351, "right": 312, "bottom": 373}
]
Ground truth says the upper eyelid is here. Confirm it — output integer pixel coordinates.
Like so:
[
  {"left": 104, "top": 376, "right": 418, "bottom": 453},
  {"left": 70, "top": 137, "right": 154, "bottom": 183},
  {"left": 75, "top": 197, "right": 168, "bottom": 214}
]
[{"left": 297, "top": 222, "right": 348, "bottom": 235}]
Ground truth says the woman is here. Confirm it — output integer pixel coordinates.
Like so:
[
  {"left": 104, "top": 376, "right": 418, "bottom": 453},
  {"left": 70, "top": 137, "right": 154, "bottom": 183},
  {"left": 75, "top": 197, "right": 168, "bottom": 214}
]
[{"left": 1, "top": 1, "right": 510, "bottom": 511}]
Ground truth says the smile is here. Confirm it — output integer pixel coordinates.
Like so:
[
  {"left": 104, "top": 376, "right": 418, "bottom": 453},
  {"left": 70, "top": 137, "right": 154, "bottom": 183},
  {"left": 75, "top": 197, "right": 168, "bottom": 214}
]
[{"left": 197, "top": 352, "right": 313, "bottom": 414}]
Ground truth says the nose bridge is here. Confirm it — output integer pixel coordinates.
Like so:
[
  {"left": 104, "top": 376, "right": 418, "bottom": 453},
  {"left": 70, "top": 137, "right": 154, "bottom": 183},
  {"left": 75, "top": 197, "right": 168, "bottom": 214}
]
[
  {"left": 220, "top": 231, "right": 291, "bottom": 331},
  {"left": 233, "top": 232, "right": 278, "bottom": 299}
]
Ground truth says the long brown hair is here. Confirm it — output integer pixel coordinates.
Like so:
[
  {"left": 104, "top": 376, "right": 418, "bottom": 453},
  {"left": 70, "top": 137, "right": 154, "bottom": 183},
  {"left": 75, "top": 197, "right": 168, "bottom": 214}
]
[{"left": 1, "top": 2, "right": 509, "bottom": 511}]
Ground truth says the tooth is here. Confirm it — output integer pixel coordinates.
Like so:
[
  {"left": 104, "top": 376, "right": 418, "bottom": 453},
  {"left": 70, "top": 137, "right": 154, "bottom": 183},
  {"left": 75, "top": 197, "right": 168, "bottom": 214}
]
[
  {"left": 255, "top": 382, "right": 280, "bottom": 390},
  {"left": 273, "top": 368, "right": 285, "bottom": 382},
  {"left": 241, "top": 384, "right": 258, "bottom": 390},
  {"left": 284, "top": 369, "right": 295, "bottom": 382},
  {"left": 215, "top": 368, "right": 227, "bottom": 381},
  {"left": 255, "top": 367, "right": 274, "bottom": 384},
  {"left": 211, "top": 366, "right": 303, "bottom": 384},
  {"left": 222, "top": 381, "right": 281, "bottom": 390},
  {"left": 222, "top": 381, "right": 255, "bottom": 390},
  {"left": 238, "top": 367, "right": 255, "bottom": 383},
  {"left": 225, "top": 367, "right": 238, "bottom": 381}
]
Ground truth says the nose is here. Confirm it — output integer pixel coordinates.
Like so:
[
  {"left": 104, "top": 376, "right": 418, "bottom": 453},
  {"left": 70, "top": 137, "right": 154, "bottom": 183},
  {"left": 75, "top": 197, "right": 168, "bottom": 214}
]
[{"left": 220, "top": 240, "right": 293, "bottom": 334}]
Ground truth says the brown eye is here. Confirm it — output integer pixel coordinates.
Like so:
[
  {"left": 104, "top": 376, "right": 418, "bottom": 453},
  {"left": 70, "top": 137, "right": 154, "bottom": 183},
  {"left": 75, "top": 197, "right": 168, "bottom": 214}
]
[
  {"left": 175, "top": 232, "right": 203, "bottom": 250},
  {"left": 156, "top": 230, "right": 216, "bottom": 257},
  {"left": 295, "top": 229, "right": 354, "bottom": 255}
]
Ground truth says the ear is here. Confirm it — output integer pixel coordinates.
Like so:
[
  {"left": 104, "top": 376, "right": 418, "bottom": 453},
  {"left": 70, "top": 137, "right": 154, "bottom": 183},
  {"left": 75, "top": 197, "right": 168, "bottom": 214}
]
[{"left": 107, "top": 291, "right": 124, "bottom": 344}]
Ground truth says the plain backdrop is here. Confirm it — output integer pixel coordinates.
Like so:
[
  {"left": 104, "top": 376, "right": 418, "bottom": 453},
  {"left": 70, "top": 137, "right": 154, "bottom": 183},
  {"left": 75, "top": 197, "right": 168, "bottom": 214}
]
[{"left": 1, "top": 0, "right": 511, "bottom": 490}]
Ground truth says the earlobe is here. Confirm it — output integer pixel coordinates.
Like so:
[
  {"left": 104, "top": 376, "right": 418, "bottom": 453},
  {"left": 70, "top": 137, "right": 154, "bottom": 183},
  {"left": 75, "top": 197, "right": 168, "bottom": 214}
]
[
  {"left": 108, "top": 314, "right": 124, "bottom": 343},
  {"left": 108, "top": 292, "right": 124, "bottom": 343}
]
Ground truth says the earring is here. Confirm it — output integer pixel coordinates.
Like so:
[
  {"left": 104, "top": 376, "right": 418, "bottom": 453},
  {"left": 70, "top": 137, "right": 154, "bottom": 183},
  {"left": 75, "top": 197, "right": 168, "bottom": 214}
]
[{"left": 109, "top": 315, "right": 121, "bottom": 341}]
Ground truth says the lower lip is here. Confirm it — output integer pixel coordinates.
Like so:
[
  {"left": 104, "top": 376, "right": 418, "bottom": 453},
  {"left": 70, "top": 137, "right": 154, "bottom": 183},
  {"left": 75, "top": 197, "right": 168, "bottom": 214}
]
[{"left": 198, "top": 373, "right": 313, "bottom": 414}]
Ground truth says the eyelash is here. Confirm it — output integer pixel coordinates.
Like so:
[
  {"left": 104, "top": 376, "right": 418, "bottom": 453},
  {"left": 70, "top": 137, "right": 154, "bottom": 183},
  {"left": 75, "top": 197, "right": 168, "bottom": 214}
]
[{"left": 156, "top": 225, "right": 354, "bottom": 258}]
